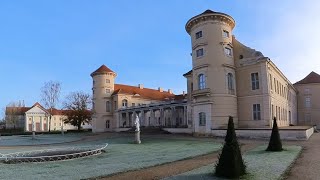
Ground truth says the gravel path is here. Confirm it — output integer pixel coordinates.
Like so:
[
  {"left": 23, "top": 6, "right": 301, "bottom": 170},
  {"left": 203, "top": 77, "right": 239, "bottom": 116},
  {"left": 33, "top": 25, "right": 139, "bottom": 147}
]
[
  {"left": 286, "top": 133, "right": 320, "bottom": 180},
  {"left": 99, "top": 142, "right": 257, "bottom": 180}
]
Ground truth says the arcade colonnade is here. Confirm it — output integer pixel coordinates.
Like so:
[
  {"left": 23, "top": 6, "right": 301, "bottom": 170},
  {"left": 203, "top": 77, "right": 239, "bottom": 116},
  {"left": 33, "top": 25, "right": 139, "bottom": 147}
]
[{"left": 117, "top": 102, "right": 189, "bottom": 128}]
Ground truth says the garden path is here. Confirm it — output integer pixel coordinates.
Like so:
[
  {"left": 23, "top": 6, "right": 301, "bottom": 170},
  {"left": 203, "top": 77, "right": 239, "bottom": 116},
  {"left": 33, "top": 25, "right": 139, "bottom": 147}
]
[
  {"left": 286, "top": 133, "right": 320, "bottom": 180},
  {"left": 99, "top": 140, "right": 258, "bottom": 180}
]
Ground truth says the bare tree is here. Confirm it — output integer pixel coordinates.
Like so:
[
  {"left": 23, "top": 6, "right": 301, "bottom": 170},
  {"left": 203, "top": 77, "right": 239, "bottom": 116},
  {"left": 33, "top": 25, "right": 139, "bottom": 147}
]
[
  {"left": 5, "top": 101, "right": 24, "bottom": 129},
  {"left": 63, "top": 91, "right": 92, "bottom": 131},
  {"left": 41, "top": 81, "right": 61, "bottom": 132}
]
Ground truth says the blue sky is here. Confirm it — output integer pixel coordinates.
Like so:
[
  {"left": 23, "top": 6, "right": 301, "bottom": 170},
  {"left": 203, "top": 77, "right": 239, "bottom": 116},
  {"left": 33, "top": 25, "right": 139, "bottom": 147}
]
[{"left": 1, "top": 1, "right": 320, "bottom": 118}]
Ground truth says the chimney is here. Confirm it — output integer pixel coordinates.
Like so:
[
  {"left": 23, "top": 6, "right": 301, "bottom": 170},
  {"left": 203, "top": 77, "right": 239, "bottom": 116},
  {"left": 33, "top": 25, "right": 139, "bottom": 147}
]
[
  {"left": 138, "top": 84, "right": 143, "bottom": 89},
  {"left": 168, "top": 89, "right": 172, "bottom": 94},
  {"left": 158, "top": 87, "right": 163, "bottom": 92},
  {"left": 183, "top": 91, "right": 186, "bottom": 96}
]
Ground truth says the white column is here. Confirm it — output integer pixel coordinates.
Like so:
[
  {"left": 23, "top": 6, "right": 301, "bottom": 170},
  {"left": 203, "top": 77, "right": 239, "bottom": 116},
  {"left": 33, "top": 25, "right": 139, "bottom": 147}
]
[
  {"left": 25, "top": 115, "right": 29, "bottom": 132},
  {"left": 32, "top": 116, "right": 34, "bottom": 132},
  {"left": 40, "top": 116, "right": 43, "bottom": 131},
  {"left": 47, "top": 117, "right": 49, "bottom": 131}
]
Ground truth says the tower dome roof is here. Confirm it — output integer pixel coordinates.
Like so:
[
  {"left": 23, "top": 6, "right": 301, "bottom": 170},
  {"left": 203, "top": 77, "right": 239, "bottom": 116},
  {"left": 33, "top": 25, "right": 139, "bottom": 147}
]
[
  {"left": 185, "top": 9, "right": 235, "bottom": 33},
  {"left": 90, "top": 65, "right": 116, "bottom": 77}
]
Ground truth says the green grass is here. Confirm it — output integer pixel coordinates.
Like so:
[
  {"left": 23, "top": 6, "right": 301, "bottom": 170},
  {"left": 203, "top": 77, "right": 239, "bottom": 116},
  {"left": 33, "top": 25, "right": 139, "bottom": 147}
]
[
  {"left": 165, "top": 145, "right": 302, "bottom": 180},
  {"left": 0, "top": 135, "right": 221, "bottom": 180}
]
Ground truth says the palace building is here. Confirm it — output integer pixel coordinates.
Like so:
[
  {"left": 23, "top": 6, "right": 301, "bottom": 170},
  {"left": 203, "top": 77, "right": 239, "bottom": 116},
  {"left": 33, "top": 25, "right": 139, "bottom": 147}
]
[
  {"left": 5, "top": 102, "right": 92, "bottom": 132},
  {"left": 90, "top": 9, "right": 319, "bottom": 135}
]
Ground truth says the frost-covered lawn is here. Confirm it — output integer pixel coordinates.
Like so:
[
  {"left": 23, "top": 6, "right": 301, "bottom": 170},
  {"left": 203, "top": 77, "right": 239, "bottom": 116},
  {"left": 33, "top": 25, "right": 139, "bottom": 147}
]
[
  {"left": 0, "top": 135, "right": 221, "bottom": 180},
  {"left": 165, "top": 145, "right": 302, "bottom": 180},
  {"left": 0, "top": 134, "right": 83, "bottom": 146}
]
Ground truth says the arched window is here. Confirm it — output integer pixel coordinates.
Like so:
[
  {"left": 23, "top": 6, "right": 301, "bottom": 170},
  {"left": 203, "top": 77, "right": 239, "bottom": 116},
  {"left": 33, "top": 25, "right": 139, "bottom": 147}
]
[
  {"left": 198, "top": 74, "right": 206, "bottom": 90},
  {"left": 122, "top": 99, "right": 128, "bottom": 107},
  {"left": 106, "top": 101, "right": 110, "bottom": 112},
  {"left": 227, "top": 73, "right": 234, "bottom": 94},
  {"left": 199, "top": 112, "right": 206, "bottom": 126}
]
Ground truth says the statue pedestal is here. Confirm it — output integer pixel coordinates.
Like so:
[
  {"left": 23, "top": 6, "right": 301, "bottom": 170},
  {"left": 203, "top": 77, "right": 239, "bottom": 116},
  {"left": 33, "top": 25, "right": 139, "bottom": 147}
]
[
  {"left": 134, "top": 131, "right": 141, "bottom": 144},
  {"left": 32, "top": 131, "right": 35, "bottom": 140}
]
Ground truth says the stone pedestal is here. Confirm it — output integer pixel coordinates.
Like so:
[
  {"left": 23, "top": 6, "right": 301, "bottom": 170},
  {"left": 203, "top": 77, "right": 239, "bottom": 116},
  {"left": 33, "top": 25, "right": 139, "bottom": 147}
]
[
  {"left": 134, "top": 131, "right": 141, "bottom": 144},
  {"left": 32, "top": 131, "right": 35, "bottom": 140}
]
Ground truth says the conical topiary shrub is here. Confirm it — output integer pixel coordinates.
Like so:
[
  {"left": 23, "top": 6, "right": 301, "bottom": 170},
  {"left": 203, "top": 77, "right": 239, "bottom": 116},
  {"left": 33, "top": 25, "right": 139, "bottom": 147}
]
[
  {"left": 215, "top": 116, "right": 246, "bottom": 179},
  {"left": 266, "top": 117, "right": 283, "bottom": 151}
]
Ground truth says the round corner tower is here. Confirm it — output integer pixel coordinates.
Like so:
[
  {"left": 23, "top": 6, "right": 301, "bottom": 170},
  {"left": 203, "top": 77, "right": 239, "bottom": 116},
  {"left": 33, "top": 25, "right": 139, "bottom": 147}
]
[
  {"left": 90, "top": 65, "right": 116, "bottom": 132},
  {"left": 185, "top": 9, "right": 238, "bottom": 133}
]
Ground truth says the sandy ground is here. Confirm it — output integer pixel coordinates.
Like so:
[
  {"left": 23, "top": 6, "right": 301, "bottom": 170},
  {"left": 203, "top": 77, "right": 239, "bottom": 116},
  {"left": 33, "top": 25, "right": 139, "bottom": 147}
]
[{"left": 99, "top": 142, "right": 257, "bottom": 180}]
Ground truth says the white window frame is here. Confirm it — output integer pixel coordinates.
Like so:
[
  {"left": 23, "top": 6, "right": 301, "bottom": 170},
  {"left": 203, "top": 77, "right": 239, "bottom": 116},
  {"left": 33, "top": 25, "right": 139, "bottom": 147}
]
[
  {"left": 227, "top": 73, "right": 234, "bottom": 94},
  {"left": 196, "top": 48, "right": 204, "bottom": 58},
  {"left": 122, "top": 99, "right": 128, "bottom": 107},
  {"left": 106, "top": 101, "right": 111, "bottom": 112},
  {"left": 199, "top": 112, "right": 206, "bottom": 126},
  {"left": 305, "top": 97, "right": 311, "bottom": 108},
  {"left": 253, "top": 104, "right": 261, "bottom": 120},
  {"left": 195, "top": 31, "right": 203, "bottom": 39},
  {"left": 224, "top": 47, "right": 232, "bottom": 56},
  {"left": 106, "top": 79, "right": 110, "bottom": 83},
  {"left": 198, "top": 74, "right": 206, "bottom": 90},
  {"left": 223, "top": 30, "right": 229, "bottom": 38},
  {"left": 106, "top": 88, "right": 111, "bottom": 93},
  {"left": 251, "top": 73, "right": 260, "bottom": 90}
]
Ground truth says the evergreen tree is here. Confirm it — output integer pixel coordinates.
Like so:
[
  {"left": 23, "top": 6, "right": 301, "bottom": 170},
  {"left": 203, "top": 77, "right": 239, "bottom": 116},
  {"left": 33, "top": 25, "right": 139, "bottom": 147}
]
[
  {"left": 215, "top": 116, "right": 246, "bottom": 178},
  {"left": 266, "top": 117, "right": 283, "bottom": 151}
]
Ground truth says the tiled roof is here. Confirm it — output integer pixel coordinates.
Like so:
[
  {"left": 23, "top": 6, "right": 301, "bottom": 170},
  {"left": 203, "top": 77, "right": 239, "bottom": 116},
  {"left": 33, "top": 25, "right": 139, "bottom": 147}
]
[
  {"left": 113, "top": 84, "right": 175, "bottom": 101},
  {"left": 90, "top": 65, "right": 115, "bottom": 77},
  {"left": 201, "top": 9, "right": 216, "bottom": 15},
  {"left": 294, "top": 71, "right": 320, "bottom": 85},
  {"left": 174, "top": 94, "right": 187, "bottom": 101},
  {"left": 183, "top": 70, "right": 192, "bottom": 76},
  {"left": 5, "top": 103, "right": 88, "bottom": 116}
]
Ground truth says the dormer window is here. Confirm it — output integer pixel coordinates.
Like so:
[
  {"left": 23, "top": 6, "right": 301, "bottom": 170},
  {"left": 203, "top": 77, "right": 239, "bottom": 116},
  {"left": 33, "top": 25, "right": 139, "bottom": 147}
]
[
  {"left": 195, "top": 31, "right": 202, "bottom": 39},
  {"left": 223, "top": 30, "right": 229, "bottom": 38}
]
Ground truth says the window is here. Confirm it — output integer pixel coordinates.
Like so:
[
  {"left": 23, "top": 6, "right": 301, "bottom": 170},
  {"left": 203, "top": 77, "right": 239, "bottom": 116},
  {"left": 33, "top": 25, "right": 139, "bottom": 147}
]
[
  {"left": 251, "top": 73, "right": 259, "bottom": 90},
  {"left": 93, "top": 89, "right": 95, "bottom": 94},
  {"left": 106, "top": 79, "right": 110, "bottom": 83},
  {"left": 198, "top": 74, "right": 206, "bottom": 90},
  {"left": 269, "top": 75, "right": 272, "bottom": 90},
  {"left": 305, "top": 88, "right": 310, "bottom": 94},
  {"left": 224, "top": 47, "right": 232, "bottom": 56},
  {"left": 305, "top": 114, "right": 311, "bottom": 123},
  {"left": 195, "top": 31, "right": 202, "bottom": 39},
  {"left": 199, "top": 112, "right": 206, "bottom": 126},
  {"left": 305, "top": 97, "right": 311, "bottom": 108},
  {"left": 227, "top": 73, "right": 234, "bottom": 94},
  {"left": 92, "top": 102, "right": 95, "bottom": 110},
  {"left": 114, "top": 101, "right": 117, "bottom": 110},
  {"left": 253, "top": 104, "right": 261, "bottom": 120},
  {"left": 223, "top": 30, "right": 229, "bottom": 38},
  {"left": 106, "top": 101, "right": 111, "bottom": 112},
  {"left": 196, "top": 48, "right": 204, "bottom": 57},
  {"left": 122, "top": 99, "right": 128, "bottom": 107},
  {"left": 93, "top": 80, "right": 95, "bottom": 85},
  {"left": 132, "top": 103, "right": 135, "bottom": 107},
  {"left": 106, "top": 120, "right": 110, "bottom": 129},
  {"left": 106, "top": 89, "right": 111, "bottom": 93}
]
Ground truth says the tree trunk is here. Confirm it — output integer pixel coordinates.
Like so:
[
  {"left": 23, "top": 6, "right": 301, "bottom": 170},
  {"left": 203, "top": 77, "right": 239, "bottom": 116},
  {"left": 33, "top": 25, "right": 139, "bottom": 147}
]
[
  {"left": 77, "top": 122, "right": 81, "bottom": 131},
  {"left": 48, "top": 115, "right": 52, "bottom": 132}
]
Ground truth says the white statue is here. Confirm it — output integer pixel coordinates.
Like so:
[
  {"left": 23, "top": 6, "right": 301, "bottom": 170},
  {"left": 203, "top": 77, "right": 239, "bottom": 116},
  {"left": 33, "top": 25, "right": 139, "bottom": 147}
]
[{"left": 134, "top": 115, "right": 140, "bottom": 132}]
